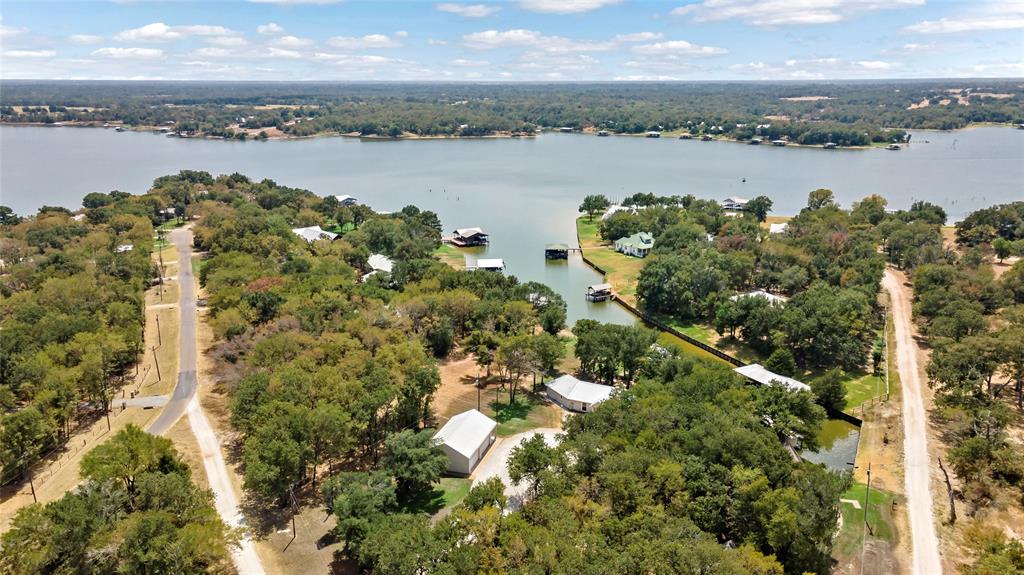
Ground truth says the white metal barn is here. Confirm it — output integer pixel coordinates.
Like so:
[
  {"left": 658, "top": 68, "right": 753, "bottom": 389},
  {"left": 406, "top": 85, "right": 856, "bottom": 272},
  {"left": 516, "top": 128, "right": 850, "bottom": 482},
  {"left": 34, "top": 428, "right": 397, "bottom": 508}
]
[
  {"left": 433, "top": 409, "right": 497, "bottom": 476},
  {"left": 546, "top": 375, "right": 614, "bottom": 412}
]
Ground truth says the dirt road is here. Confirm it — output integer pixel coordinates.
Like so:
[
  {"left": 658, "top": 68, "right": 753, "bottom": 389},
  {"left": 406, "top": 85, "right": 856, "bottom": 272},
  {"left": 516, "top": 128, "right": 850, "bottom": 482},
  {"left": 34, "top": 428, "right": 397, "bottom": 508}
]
[
  {"left": 151, "top": 228, "right": 266, "bottom": 575},
  {"left": 882, "top": 268, "right": 942, "bottom": 575}
]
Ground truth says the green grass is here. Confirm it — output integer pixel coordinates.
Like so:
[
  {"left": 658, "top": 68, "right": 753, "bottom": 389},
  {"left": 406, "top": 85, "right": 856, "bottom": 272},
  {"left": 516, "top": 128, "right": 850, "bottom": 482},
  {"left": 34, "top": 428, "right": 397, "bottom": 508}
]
[
  {"left": 399, "top": 477, "right": 473, "bottom": 516},
  {"left": 834, "top": 483, "right": 897, "bottom": 556},
  {"left": 323, "top": 221, "right": 356, "bottom": 235},
  {"left": 843, "top": 371, "right": 887, "bottom": 410},
  {"left": 433, "top": 244, "right": 465, "bottom": 269},
  {"left": 490, "top": 396, "right": 547, "bottom": 437},
  {"left": 575, "top": 217, "right": 646, "bottom": 305}
]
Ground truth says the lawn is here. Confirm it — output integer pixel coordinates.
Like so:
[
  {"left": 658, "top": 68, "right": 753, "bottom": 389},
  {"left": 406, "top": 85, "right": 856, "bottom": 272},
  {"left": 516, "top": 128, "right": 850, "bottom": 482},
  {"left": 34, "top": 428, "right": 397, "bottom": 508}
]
[
  {"left": 834, "top": 483, "right": 897, "bottom": 556},
  {"left": 399, "top": 477, "right": 473, "bottom": 516},
  {"left": 576, "top": 216, "right": 646, "bottom": 306},
  {"left": 324, "top": 221, "right": 356, "bottom": 235},
  {"left": 489, "top": 393, "right": 559, "bottom": 437},
  {"left": 433, "top": 244, "right": 465, "bottom": 269},
  {"left": 843, "top": 370, "right": 887, "bottom": 410}
]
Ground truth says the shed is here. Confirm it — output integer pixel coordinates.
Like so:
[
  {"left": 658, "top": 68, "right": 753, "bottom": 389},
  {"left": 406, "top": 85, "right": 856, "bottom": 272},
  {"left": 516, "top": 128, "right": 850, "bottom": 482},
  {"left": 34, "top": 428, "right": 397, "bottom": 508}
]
[
  {"left": 433, "top": 409, "right": 497, "bottom": 475},
  {"left": 729, "top": 290, "right": 787, "bottom": 306},
  {"left": 734, "top": 364, "right": 810, "bottom": 392},
  {"left": 768, "top": 222, "right": 789, "bottom": 235},
  {"left": 362, "top": 253, "right": 395, "bottom": 282},
  {"left": 546, "top": 375, "right": 614, "bottom": 412},
  {"left": 614, "top": 232, "right": 654, "bottom": 258},
  {"left": 291, "top": 226, "right": 338, "bottom": 243},
  {"left": 334, "top": 195, "right": 358, "bottom": 206},
  {"left": 115, "top": 244, "right": 134, "bottom": 253}
]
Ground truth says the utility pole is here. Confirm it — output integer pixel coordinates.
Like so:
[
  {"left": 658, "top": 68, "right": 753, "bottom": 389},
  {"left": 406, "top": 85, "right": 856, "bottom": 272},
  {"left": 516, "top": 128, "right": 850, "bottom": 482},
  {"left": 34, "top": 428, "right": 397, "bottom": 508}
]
[
  {"left": 155, "top": 314, "right": 162, "bottom": 347},
  {"left": 864, "top": 462, "right": 873, "bottom": 536},
  {"left": 476, "top": 378, "right": 481, "bottom": 411},
  {"left": 152, "top": 346, "right": 161, "bottom": 381}
]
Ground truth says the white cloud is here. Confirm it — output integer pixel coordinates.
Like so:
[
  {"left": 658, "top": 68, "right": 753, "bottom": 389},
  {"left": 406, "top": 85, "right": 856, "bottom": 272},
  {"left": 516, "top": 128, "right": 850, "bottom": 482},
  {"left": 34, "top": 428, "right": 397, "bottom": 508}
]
[
  {"left": 272, "top": 35, "right": 313, "bottom": 48},
  {"left": 68, "top": 34, "right": 104, "bottom": 44},
  {"left": 435, "top": 3, "right": 501, "bottom": 17},
  {"left": 428, "top": 38, "right": 449, "bottom": 45},
  {"left": 192, "top": 47, "right": 234, "bottom": 59},
  {"left": 520, "top": 0, "right": 621, "bottom": 14},
  {"left": 631, "top": 40, "right": 727, "bottom": 56},
  {"left": 207, "top": 36, "right": 248, "bottom": 47},
  {"left": 614, "top": 74, "right": 681, "bottom": 81},
  {"left": 3, "top": 50, "right": 56, "bottom": 58},
  {"left": 672, "top": 0, "right": 924, "bottom": 27},
  {"left": 614, "top": 32, "right": 663, "bottom": 42},
  {"left": 972, "top": 61, "right": 1024, "bottom": 75},
  {"left": 904, "top": 16, "right": 1024, "bottom": 34},
  {"left": 313, "top": 53, "right": 412, "bottom": 65},
  {"left": 257, "top": 23, "right": 285, "bottom": 35},
  {"left": 450, "top": 58, "right": 489, "bottom": 67},
  {"left": 463, "top": 29, "right": 612, "bottom": 52},
  {"left": 395, "top": 30, "right": 409, "bottom": 38},
  {"left": 517, "top": 52, "right": 600, "bottom": 72},
  {"left": 327, "top": 34, "right": 402, "bottom": 49},
  {"left": 264, "top": 47, "right": 303, "bottom": 59},
  {"left": 855, "top": 60, "right": 892, "bottom": 70},
  {"left": 729, "top": 57, "right": 899, "bottom": 79},
  {"left": 92, "top": 47, "right": 164, "bottom": 59},
  {"left": 0, "top": 20, "right": 27, "bottom": 38},
  {"left": 115, "top": 23, "right": 238, "bottom": 42}
]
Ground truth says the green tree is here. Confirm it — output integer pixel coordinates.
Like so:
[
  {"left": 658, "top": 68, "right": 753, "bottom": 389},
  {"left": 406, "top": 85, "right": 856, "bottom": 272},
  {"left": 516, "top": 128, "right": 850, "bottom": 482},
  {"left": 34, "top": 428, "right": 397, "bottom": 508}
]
[
  {"left": 810, "top": 369, "right": 847, "bottom": 412},
  {"left": 805, "top": 188, "right": 837, "bottom": 211},
  {"left": 507, "top": 434, "right": 557, "bottom": 497},
  {"left": 993, "top": 238, "right": 1012, "bottom": 263},
  {"left": 322, "top": 471, "right": 397, "bottom": 552},
  {"left": 80, "top": 424, "right": 182, "bottom": 502},
  {"left": 579, "top": 194, "right": 611, "bottom": 222},
  {"left": 381, "top": 429, "right": 447, "bottom": 501},
  {"left": 764, "top": 348, "right": 798, "bottom": 377},
  {"left": 746, "top": 196, "right": 773, "bottom": 223}
]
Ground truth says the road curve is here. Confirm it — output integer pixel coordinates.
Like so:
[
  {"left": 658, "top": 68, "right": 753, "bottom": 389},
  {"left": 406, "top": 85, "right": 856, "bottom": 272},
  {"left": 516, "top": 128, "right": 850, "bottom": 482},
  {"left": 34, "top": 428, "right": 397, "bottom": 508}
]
[
  {"left": 883, "top": 268, "right": 942, "bottom": 575},
  {"left": 149, "top": 228, "right": 266, "bottom": 575}
]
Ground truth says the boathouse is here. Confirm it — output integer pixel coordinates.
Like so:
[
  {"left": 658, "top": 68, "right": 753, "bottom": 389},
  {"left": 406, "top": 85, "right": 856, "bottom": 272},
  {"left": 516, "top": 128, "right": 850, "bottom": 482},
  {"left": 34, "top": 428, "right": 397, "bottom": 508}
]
[
  {"left": 645, "top": 131, "right": 662, "bottom": 138},
  {"left": 734, "top": 364, "right": 810, "bottom": 392},
  {"left": 546, "top": 375, "right": 614, "bottom": 412},
  {"left": 586, "top": 283, "right": 613, "bottom": 301},
  {"left": 614, "top": 232, "right": 654, "bottom": 258},
  {"left": 451, "top": 227, "right": 489, "bottom": 247},
  {"left": 433, "top": 409, "right": 497, "bottom": 475},
  {"left": 720, "top": 196, "right": 749, "bottom": 211},
  {"left": 471, "top": 258, "right": 505, "bottom": 272},
  {"left": 545, "top": 243, "right": 569, "bottom": 259}
]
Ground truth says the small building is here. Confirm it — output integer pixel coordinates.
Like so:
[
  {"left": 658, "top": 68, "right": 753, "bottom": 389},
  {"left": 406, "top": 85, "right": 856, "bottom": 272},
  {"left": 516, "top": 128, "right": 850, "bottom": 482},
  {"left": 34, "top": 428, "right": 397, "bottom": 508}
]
[
  {"left": 771, "top": 139, "right": 788, "bottom": 146},
  {"left": 645, "top": 131, "right": 661, "bottom": 138},
  {"left": 451, "top": 227, "right": 489, "bottom": 247},
  {"left": 823, "top": 142, "right": 838, "bottom": 149},
  {"left": 546, "top": 374, "right": 614, "bottom": 412},
  {"left": 734, "top": 364, "right": 810, "bottom": 393},
  {"left": 334, "top": 195, "right": 358, "bottom": 206},
  {"left": 545, "top": 243, "right": 569, "bottom": 260},
  {"left": 730, "top": 290, "right": 787, "bottom": 306},
  {"left": 614, "top": 232, "right": 654, "bottom": 258},
  {"left": 720, "top": 196, "right": 749, "bottom": 211},
  {"left": 471, "top": 258, "right": 505, "bottom": 272},
  {"left": 768, "top": 222, "right": 789, "bottom": 235},
  {"left": 886, "top": 143, "right": 901, "bottom": 151},
  {"left": 558, "top": 127, "right": 574, "bottom": 133},
  {"left": 749, "top": 137, "right": 763, "bottom": 145},
  {"left": 597, "top": 130, "right": 610, "bottom": 137},
  {"left": 114, "top": 244, "right": 134, "bottom": 253},
  {"left": 362, "top": 253, "right": 394, "bottom": 282},
  {"left": 292, "top": 226, "right": 338, "bottom": 243},
  {"left": 586, "top": 283, "right": 613, "bottom": 301},
  {"left": 159, "top": 207, "right": 177, "bottom": 220},
  {"left": 433, "top": 409, "right": 497, "bottom": 475}
]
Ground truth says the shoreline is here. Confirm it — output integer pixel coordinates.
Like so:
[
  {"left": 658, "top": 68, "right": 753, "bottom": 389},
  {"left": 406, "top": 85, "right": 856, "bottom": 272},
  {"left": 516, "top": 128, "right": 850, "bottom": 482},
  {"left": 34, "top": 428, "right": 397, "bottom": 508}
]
[{"left": 1, "top": 120, "right": 1017, "bottom": 146}]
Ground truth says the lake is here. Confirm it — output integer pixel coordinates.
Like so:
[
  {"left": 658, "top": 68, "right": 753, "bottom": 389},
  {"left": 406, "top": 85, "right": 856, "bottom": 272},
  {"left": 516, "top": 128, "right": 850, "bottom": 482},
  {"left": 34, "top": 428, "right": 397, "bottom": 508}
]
[{"left": 3, "top": 125, "right": 1022, "bottom": 325}]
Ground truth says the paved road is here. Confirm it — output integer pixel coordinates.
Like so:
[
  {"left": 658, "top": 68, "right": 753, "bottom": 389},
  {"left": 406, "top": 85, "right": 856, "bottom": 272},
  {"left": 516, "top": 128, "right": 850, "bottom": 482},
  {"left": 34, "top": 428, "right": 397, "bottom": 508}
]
[
  {"left": 472, "top": 428, "right": 560, "bottom": 511},
  {"left": 146, "top": 228, "right": 266, "bottom": 575},
  {"left": 883, "top": 268, "right": 943, "bottom": 575},
  {"left": 147, "top": 228, "right": 198, "bottom": 436}
]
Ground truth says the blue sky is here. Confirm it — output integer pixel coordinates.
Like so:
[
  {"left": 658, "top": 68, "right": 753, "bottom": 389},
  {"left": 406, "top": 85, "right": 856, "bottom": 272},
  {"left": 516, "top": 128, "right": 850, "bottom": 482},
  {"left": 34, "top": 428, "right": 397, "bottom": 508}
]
[{"left": 1, "top": 0, "right": 1022, "bottom": 81}]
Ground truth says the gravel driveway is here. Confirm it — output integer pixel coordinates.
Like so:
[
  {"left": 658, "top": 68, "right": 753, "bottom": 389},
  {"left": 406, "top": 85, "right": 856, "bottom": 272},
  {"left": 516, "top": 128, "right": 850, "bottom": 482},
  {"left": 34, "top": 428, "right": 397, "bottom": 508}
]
[{"left": 472, "top": 428, "right": 561, "bottom": 511}]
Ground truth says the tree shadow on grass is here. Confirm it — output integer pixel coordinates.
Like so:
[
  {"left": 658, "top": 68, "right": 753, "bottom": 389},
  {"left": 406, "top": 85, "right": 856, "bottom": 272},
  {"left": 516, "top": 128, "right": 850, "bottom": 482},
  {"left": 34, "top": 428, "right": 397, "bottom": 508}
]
[
  {"left": 397, "top": 487, "right": 447, "bottom": 515},
  {"left": 489, "top": 399, "right": 533, "bottom": 423}
]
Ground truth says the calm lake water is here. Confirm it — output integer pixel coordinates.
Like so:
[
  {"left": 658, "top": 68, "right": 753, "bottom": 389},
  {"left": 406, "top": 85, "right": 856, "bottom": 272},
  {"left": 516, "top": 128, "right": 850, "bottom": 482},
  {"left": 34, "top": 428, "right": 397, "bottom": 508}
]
[{"left": 3, "top": 125, "right": 1022, "bottom": 325}]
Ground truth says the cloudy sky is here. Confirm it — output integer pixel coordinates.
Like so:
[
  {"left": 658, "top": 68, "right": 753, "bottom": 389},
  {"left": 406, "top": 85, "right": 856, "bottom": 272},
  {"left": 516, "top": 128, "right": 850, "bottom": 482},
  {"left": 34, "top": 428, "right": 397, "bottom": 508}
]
[{"left": 1, "top": 0, "right": 1022, "bottom": 81}]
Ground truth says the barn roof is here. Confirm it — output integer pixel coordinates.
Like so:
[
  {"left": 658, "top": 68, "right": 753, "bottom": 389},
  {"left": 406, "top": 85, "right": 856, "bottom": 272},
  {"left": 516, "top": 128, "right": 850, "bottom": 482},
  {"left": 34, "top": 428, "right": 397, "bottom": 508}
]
[
  {"left": 433, "top": 410, "right": 497, "bottom": 459},
  {"left": 547, "top": 375, "right": 614, "bottom": 405}
]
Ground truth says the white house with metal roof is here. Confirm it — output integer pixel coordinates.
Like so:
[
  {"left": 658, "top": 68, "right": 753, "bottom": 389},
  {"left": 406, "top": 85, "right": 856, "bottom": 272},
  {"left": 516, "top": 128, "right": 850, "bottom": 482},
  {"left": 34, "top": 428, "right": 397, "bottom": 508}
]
[
  {"left": 361, "top": 254, "right": 395, "bottom": 282},
  {"left": 734, "top": 364, "right": 810, "bottom": 392},
  {"left": 729, "top": 290, "right": 787, "bottom": 306},
  {"left": 291, "top": 226, "right": 338, "bottom": 243},
  {"left": 433, "top": 409, "right": 497, "bottom": 475},
  {"left": 546, "top": 375, "right": 614, "bottom": 412},
  {"left": 334, "top": 195, "right": 358, "bottom": 206}
]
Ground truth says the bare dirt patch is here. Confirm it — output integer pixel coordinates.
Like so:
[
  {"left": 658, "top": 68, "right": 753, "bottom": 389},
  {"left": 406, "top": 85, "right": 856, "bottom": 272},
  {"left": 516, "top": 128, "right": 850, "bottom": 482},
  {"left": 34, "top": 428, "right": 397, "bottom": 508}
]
[
  {"left": 993, "top": 255, "right": 1021, "bottom": 279},
  {"left": 907, "top": 98, "right": 931, "bottom": 110}
]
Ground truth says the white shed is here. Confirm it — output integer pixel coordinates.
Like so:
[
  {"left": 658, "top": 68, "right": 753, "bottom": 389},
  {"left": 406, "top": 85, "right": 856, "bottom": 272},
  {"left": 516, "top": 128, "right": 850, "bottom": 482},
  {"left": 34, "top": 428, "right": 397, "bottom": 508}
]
[
  {"left": 734, "top": 364, "right": 810, "bottom": 392},
  {"left": 291, "top": 226, "right": 338, "bottom": 243},
  {"left": 433, "top": 409, "right": 497, "bottom": 476},
  {"left": 546, "top": 375, "right": 614, "bottom": 412}
]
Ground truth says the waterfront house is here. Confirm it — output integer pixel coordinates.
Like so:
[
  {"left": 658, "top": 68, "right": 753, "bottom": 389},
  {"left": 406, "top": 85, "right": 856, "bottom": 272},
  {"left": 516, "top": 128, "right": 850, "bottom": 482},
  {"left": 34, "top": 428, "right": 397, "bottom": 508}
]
[
  {"left": 334, "top": 195, "right": 358, "bottom": 206},
  {"left": 291, "top": 226, "right": 338, "bottom": 243},
  {"left": 433, "top": 409, "right": 497, "bottom": 475},
  {"left": 720, "top": 196, "right": 750, "bottom": 211},
  {"left": 545, "top": 243, "right": 569, "bottom": 259},
  {"left": 546, "top": 375, "right": 614, "bottom": 412},
  {"left": 730, "top": 290, "right": 787, "bottom": 306},
  {"left": 615, "top": 232, "right": 654, "bottom": 258},
  {"left": 734, "top": 364, "right": 810, "bottom": 393},
  {"left": 586, "top": 283, "right": 613, "bottom": 301},
  {"left": 451, "top": 227, "right": 489, "bottom": 247},
  {"left": 769, "top": 222, "right": 789, "bottom": 235}
]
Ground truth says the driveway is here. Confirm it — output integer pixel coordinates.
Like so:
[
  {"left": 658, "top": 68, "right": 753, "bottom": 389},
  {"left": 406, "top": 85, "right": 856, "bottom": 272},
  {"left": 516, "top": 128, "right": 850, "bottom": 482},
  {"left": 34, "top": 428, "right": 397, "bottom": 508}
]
[{"left": 472, "top": 428, "right": 561, "bottom": 511}]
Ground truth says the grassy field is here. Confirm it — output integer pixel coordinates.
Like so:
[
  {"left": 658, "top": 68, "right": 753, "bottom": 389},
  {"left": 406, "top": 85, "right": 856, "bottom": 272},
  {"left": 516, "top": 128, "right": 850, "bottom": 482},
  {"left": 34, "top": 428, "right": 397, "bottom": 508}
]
[
  {"left": 400, "top": 477, "right": 473, "bottom": 515},
  {"left": 433, "top": 244, "right": 465, "bottom": 269},
  {"left": 835, "top": 483, "right": 898, "bottom": 555},
  {"left": 490, "top": 393, "right": 558, "bottom": 437},
  {"left": 576, "top": 217, "right": 646, "bottom": 306}
]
